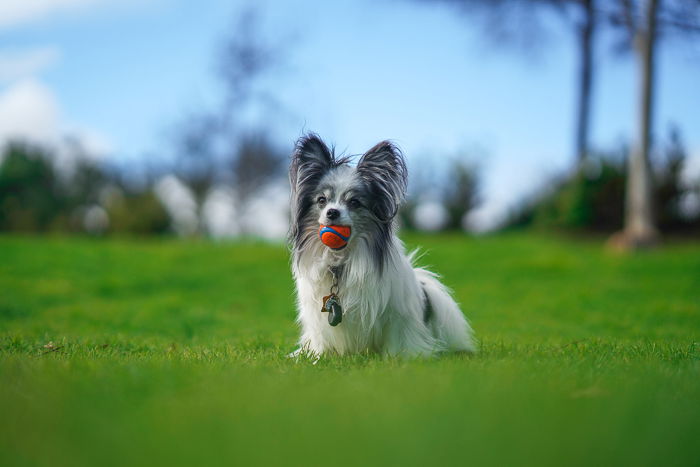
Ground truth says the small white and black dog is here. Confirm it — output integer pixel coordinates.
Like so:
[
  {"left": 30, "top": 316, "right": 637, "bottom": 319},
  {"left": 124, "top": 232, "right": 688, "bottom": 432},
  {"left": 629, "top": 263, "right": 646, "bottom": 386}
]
[{"left": 289, "top": 134, "right": 475, "bottom": 357}]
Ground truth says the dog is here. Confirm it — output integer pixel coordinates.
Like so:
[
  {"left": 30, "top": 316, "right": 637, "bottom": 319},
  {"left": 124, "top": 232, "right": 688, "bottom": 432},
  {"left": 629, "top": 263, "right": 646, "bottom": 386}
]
[{"left": 289, "top": 134, "right": 475, "bottom": 357}]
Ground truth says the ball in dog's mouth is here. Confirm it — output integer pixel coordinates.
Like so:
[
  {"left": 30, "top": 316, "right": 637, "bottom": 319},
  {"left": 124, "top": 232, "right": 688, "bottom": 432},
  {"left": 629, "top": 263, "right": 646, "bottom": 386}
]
[{"left": 319, "top": 225, "right": 351, "bottom": 250}]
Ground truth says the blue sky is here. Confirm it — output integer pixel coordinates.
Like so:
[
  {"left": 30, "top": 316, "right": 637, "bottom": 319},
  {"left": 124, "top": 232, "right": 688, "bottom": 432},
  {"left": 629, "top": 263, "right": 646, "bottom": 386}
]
[{"left": 1, "top": 0, "right": 698, "bottom": 228}]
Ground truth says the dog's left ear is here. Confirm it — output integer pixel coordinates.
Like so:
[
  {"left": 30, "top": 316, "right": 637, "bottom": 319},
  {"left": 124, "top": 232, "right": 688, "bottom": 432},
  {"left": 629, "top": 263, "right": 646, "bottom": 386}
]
[{"left": 357, "top": 141, "right": 408, "bottom": 222}]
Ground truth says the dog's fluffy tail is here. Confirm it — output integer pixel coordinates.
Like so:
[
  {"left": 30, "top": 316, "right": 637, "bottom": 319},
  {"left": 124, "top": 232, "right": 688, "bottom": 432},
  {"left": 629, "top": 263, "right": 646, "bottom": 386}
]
[{"left": 414, "top": 267, "right": 477, "bottom": 353}]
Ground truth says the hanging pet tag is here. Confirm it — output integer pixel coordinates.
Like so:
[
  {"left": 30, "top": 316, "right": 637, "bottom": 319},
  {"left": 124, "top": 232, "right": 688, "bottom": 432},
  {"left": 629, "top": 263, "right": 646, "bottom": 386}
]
[{"left": 322, "top": 294, "right": 343, "bottom": 327}]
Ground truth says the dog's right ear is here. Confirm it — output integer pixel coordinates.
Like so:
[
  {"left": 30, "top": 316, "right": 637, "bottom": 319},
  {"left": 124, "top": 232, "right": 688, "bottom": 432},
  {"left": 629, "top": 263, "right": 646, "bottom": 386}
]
[
  {"left": 289, "top": 134, "right": 333, "bottom": 244},
  {"left": 290, "top": 134, "right": 333, "bottom": 194}
]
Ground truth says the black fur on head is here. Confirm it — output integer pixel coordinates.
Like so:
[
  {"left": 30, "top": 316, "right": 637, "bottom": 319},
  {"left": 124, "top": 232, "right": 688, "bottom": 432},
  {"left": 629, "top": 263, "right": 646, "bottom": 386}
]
[
  {"left": 289, "top": 134, "right": 347, "bottom": 248},
  {"left": 356, "top": 141, "right": 408, "bottom": 223}
]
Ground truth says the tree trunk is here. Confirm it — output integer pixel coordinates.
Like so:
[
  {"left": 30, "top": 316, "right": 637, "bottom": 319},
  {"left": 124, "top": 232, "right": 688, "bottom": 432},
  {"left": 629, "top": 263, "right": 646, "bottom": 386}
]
[
  {"left": 575, "top": 0, "right": 595, "bottom": 164},
  {"left": 618, "top": 0, "right": 660, "bottom": 249}
]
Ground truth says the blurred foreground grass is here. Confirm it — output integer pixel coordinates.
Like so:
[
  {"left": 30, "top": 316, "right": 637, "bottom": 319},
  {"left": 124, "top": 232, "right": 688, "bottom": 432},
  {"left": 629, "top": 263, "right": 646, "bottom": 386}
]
[{"left": 1, "top": 233, "right": 699, "bottom": 466}]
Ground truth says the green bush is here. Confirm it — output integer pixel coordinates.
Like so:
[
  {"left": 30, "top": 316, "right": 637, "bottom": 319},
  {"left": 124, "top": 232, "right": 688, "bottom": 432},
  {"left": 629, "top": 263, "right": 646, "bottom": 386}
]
[
  {"left": 504, "top": 131, "right": 699, "bottom": 234},
  {"left": 0, "top": 141, "right": 171, "bottom": 236},
  {"left": 105, "top": 190, "right": 170, "bottom": 235},
  {"left": 0, "top": 142, "right": 69, "bottom": 232},
  {"left": 531, "top": 159, "right": 626, "bottom": 232}
]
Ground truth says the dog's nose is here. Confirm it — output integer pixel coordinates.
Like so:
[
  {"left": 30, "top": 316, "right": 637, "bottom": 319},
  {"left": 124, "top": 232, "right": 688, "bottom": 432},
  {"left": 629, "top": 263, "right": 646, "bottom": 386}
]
[{"left": 326, "top": 208, "right": 340, "bottom": 221}]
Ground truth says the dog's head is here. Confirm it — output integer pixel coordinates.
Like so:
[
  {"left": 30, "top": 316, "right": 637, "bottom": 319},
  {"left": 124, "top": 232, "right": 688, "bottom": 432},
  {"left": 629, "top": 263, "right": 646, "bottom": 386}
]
[{"left": 289, "top": 134, "right": 407, "bottom": 267}]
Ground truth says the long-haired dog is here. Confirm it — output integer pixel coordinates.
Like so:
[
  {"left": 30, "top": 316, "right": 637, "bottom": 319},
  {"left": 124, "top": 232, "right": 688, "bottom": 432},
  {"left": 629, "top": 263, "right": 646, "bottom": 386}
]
[{"left": 289, "top": 134, "right": 475, "bottom": 357}]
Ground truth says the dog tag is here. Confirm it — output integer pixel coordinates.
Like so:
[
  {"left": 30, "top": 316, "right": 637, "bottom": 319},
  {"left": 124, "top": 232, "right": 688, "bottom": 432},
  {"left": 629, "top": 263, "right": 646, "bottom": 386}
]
[{"left": 322, "top": 294, "right": 343, "bottom": 327}]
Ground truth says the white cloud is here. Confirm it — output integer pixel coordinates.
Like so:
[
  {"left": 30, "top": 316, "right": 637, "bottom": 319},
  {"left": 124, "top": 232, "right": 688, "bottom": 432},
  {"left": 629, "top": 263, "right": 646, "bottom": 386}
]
[
  {"left": 0, "top": 0, "right": 100, "bottom": 30},
  {"left": 0, "top": 78, "right": 112, "bottom": 159},
  {"left": 0, "top": 78, "right": 60, "bottom": 143},
  {"left": 0, "top": 47, "right": 60, "bottom": 83}
]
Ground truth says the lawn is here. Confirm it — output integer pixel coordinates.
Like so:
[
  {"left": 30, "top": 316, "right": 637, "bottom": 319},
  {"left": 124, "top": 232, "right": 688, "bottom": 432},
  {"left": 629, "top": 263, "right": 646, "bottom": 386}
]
[{"left": 1, "top": 233, "right": 699, "bottom": 467}]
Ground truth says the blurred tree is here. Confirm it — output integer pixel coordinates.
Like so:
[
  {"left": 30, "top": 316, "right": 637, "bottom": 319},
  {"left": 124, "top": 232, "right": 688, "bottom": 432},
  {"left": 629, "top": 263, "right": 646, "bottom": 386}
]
[
  {"left": 418, "top": 0, "right": 699, "bottom": 244},
  {"left": 655, "top": 126, "right": 687, "bottom": 230},
  {"left": 217, "top": 8, "right": 280, "bottom": 123},
  {"left": 227, "top": 132, "right": 286, "bottom": 206},
  {"left": 574, "top": 0, "right": 596, "bottom": 164},
  {"left": 172, "top": 112, "right": 220, "bottom": 234},
  {"left": 443, "top": 160, "right": 480, "bottom": 230},
  {"left": 400, "top": 155, "right": 480, "bottom": 232},
  {"left": 62, "top": 138, "right": 108, "bottom": 217},
  {"left": 417, "top": 0, "right": 600, "bottom": 164},
  {"left": 170, "top": 7, "right": 287, "bottom": 235},
  {"left": 606, "top": 0, "right": 700, "bottom": 249}
]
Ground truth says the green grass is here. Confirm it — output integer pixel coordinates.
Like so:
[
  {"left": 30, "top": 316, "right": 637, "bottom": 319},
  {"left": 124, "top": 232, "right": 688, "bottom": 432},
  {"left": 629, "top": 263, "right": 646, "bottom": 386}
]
[{"left": 1, "top": 233, "right": 699, "bottom": 467}]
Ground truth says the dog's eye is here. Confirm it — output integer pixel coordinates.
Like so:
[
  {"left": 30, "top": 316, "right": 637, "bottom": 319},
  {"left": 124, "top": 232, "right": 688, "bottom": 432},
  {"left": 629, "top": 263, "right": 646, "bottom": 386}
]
[
  {"left": 348, "top": 198, "right": 361, "bottom": 209},
  {"left": 317, "top": 196, "right": 327, "bottom": 206}
]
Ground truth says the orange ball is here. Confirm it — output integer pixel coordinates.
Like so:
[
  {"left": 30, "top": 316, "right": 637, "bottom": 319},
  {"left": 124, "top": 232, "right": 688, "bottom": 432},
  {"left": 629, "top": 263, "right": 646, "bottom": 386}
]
[{"left": 319, "top": 225, "right": 351, "bottom": 250}]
